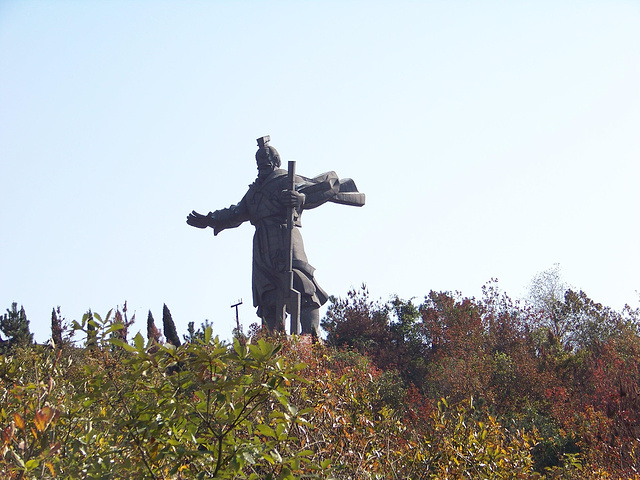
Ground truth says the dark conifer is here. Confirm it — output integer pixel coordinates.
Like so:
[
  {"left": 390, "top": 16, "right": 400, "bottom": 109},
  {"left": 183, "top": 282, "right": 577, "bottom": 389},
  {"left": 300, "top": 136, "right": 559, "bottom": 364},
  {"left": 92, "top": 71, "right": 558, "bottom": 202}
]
[
  {"left": 0, "top": 303, "right": 33, "bottom": 353},
  {"left": 162, "top": 304, "right": 181, "bottom": 347},
  {"left": 51, "top": 307, "right": 63, "bottom": 347}
]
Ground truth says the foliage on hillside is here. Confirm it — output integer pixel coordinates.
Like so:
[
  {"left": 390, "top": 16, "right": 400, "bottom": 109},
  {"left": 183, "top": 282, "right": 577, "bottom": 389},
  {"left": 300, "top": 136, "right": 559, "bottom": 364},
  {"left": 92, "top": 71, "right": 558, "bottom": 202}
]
[
  {"left": 2, "top": 276, "right": 640, "bottom": 478},
  {"left": 321, "top": 281, "right": 640, "bottom": 478},
  {"left": 1, "top": 311, "right": 320, "bottom": 479},
  {"left": 0, "top": 319, "right": 558, "bottom": 479}
]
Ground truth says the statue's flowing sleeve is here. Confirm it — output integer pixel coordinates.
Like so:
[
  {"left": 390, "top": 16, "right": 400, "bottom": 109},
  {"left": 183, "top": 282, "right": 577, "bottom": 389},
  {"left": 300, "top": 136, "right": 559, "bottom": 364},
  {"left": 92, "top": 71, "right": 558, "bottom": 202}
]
[
  {"left": 298, "top": 171, "right": 365, "bottom": 209},
  {"left": 211, "top": 195, "right": 250, "bottom": 236}
]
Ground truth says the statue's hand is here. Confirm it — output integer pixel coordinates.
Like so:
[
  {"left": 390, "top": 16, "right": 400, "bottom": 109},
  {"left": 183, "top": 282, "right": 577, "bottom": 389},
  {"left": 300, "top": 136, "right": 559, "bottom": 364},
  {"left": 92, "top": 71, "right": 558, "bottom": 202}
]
[
  {"left": 280, "top": 190, "right": 306, "bottom": 208},
  {"left": 186, "top": 210, "right": 213, "bottom": 229}
]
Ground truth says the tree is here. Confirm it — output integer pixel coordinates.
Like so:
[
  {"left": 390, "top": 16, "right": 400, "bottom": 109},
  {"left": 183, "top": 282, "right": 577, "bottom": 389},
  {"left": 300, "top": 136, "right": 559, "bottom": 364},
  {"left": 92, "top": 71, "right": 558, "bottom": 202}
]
[
  {"left": 146, "top": 310, "right": 162, "bottom": 344},
  {"left": 0, "top": 302, "right": 33, "bottom": 353},
  {"left": 387, "top": 296, "right": 428, "bottom": 386},
  {"left": 419, "top": 290, "right": 490, "bottom": 401},
  {"left": 110, "top": 302, "right": 135, "bottom": 344},
  {"left": 528, "top": 264, "right": 573, "bottom": 345},
  {"left": 183, "top": 319, "right": 213, "bottom": 343},
  {"left": 51, "top": 307, "right": 63, "bottom": 347},
  {"left": 162, "top": 303, "right": 181, "bottom": 347},
  {"left": 557, "top": 289, "right": 622, "bottom": 351},
  {"left": 85, "top": 309, "right": 97, "bottom": 349},
  {"left": 529, "top": 264, "right": 567, "bottom": 311},
  {"left": 321, "top": 285, "right": 391, "bottom": 354},
  {"left": 530, "top": 265, "right": 624, "bottom": 351}
]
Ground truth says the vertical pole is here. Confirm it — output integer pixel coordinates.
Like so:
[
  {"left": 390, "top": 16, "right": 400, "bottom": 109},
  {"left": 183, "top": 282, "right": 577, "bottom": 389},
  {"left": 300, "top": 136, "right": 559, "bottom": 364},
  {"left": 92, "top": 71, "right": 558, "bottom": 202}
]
[{"left": 286, "top": 161, "right": 301, "bottom": 334}]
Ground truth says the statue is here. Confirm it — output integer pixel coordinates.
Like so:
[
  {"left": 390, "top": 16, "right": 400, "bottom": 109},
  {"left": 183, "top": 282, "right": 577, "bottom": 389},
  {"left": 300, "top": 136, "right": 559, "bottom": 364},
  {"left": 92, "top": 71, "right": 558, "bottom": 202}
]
[{"left": 187, "top": 136, "right": 365, "bottom": 336}]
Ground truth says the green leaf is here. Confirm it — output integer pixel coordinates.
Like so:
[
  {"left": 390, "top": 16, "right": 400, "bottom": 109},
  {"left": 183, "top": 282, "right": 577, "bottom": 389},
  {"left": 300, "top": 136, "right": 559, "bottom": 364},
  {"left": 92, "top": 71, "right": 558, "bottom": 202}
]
[
  {"left": 248, "top": 343, "right": 264, "bottom": 362},
  {"left": 105, "top": 322, "right": 124, "bottom": 334},
  {"left": 272, "top": 390, "right": 289, "bottom": 408},
  {"left": 134, "top": 332, "right": 145, "bottom": 352},
  {"left": 109, "top": 338, "right": 136, "bottom": 352},
  {"left": 233, "top": 337, "right": 245, "bottom": 357},
  {"left": 292, "top": 362, "right": 307, "bottom": 371},
  {"left": 259, "top": 339, "right": 273, "bottom": 356},
  {"left": 256, "top": 424, "right": 276, "bottom": 438}
]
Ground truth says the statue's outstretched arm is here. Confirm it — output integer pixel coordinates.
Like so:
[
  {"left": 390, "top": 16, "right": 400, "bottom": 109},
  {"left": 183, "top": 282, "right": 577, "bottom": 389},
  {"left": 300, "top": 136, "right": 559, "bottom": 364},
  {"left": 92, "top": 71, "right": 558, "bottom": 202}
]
[
  {"left": 211, "top": 203, "right": 249, "bottom": 235},
  {"left": 187, "top": 198, "right": 249, "bottom": 235}
]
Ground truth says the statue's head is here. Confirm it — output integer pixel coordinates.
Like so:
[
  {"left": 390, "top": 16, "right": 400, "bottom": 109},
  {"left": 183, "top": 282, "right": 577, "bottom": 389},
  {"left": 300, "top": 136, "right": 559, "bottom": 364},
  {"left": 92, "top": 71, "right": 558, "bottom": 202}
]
[{"left": 255, "top": 136, "right": 280, "bottom": 180}]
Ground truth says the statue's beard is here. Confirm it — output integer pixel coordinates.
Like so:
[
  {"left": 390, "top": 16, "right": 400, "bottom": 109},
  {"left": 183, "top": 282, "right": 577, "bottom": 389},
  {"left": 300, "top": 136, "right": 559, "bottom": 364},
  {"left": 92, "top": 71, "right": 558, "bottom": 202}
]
[{"left": 257, "top": 164, "right": 276, "bottom": 182}]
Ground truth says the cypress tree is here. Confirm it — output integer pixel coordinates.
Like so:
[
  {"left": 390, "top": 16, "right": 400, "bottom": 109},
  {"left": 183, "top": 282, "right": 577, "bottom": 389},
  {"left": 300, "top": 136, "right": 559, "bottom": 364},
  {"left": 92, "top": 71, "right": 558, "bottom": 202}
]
[{"left": 162, "top": 304, "right": 181, "bottom": 347}]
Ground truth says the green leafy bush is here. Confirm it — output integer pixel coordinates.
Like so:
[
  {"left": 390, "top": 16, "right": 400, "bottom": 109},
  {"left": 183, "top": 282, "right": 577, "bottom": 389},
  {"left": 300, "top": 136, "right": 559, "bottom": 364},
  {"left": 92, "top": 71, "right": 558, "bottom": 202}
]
[{"left": 1, "top": 311, "right": 323, "bottom": 479}]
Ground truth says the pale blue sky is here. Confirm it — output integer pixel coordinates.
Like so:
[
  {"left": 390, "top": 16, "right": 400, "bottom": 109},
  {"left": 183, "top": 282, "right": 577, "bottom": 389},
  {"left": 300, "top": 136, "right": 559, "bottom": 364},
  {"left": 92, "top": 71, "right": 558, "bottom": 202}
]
[{"left": 1, "top": 1, "right": 639, "bottom": 343}]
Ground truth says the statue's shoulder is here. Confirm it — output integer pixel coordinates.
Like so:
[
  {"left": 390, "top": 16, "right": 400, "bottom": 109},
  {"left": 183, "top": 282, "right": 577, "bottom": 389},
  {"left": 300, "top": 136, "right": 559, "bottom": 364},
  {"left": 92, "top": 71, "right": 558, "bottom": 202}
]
[
  {"left": 272, "top": 168, "right": 288, "bottom": 179},
  {"left": 252, "top": 170, "right": 288, "bottom": 190}
]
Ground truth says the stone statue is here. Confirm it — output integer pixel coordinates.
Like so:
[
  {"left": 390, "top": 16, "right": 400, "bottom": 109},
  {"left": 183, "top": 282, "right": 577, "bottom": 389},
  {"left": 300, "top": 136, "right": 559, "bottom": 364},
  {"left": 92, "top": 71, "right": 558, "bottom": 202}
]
[{"left": 187, "top": 136, "right": 365, "bottom": 336}]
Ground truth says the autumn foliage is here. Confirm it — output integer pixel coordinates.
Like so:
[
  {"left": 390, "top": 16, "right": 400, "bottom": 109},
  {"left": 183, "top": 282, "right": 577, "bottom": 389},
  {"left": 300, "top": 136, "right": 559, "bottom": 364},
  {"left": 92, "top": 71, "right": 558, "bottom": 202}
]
[
  {"left": 1, "top": 280, "right": 640, "bottom": 478},
  {"left": 322, "top": 283, "right": 640, "bottom": 478}
]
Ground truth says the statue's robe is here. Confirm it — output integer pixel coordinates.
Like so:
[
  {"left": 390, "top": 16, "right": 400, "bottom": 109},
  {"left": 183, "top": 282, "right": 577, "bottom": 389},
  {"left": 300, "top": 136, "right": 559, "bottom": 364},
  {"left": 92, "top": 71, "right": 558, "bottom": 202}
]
[{"left": 211, "top": 169, "right": 364, "bottom": 317}]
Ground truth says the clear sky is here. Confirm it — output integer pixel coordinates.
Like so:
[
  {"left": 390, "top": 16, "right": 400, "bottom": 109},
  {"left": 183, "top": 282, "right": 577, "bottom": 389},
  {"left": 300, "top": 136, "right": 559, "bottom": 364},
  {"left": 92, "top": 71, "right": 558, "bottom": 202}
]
[{"left": 1, "top": 1, "right": 639, "bottom": 343}]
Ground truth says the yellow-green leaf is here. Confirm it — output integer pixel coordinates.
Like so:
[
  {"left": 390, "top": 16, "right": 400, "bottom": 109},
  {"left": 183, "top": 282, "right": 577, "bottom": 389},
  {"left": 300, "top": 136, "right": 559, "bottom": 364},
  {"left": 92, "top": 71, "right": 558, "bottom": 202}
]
[
  {"left": 13, "top": 412, "right": 25, "bottom": 430},
  {"left": 34, "top": 407, "right": 52, "bottom": 432}
]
